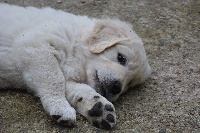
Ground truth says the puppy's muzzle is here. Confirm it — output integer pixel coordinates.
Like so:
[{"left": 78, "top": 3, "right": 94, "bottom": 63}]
[
  {"left": 98, "top": 80, "right": 122, "bottom": 101},
  {"left": 94, "top": 71, "right": 122, "bottom": 100},
  {"left": 110, "top": 80, "right": 122, "bottom": 95}
]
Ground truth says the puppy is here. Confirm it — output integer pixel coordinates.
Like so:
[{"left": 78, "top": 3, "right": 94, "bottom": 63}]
[{"left": 0, "top": 3, "right": 151, "bottom": 129}]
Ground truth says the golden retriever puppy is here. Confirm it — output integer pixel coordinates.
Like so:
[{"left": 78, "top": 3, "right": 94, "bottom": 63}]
[{"left": 0, "top": 3, "right": 151, "bottom": 129}]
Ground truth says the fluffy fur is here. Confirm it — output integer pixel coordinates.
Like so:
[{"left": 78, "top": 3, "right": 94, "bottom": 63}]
[{"left": 0, "top": 3, "right": 151, "bottom": 129}]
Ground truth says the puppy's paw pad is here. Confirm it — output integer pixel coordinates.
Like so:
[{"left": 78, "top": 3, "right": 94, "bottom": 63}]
[
  {"left": 88, "top": 102, "right": 116, "bottom": 129},
  {"left": 92, "top": 120, "right": 100, "bottom": 128},
  {"left": 88, "top": 102, "right": 103, "bottom": 117},
  {"left": 92, "top": 119, "right": 113, "bottom": 130},
  {"left": 51, "top": 115, "right": 62, "bottom": 120},
  {"left": 105, "top": 114, "right": 115, "bottom": 123},
  {"left": 101, "top": 120, "right": 112, "bottom": 130},
  {"left": 59, "top": 119, "right": 76, "bottom": 127},
  {"left": 105, "top": 104, "right": 114, "bottom": 112}
]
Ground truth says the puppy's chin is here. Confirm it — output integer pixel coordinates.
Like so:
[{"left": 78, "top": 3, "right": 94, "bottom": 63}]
[
  {"left": 105, "top": 93, "right": 120, "bottom": 102},
  {"left": 108, "top": 95, "right": 119, "bottom": 102}
]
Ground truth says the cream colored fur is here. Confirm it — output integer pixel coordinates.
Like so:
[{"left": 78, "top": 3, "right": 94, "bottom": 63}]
[{"left": 0, "top": 3, "right": 151, "bottom": 129}]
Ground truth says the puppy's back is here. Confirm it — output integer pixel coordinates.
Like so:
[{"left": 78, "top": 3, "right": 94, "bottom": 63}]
[{"left": 0, "top": 4, "right": 55, "bottom": 39}]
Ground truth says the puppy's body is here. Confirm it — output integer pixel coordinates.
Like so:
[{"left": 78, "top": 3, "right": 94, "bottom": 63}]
[
  {"left": 0, "top": 4, "right": 151, "bottom": 129},
  {"left": 0, "top": 4, "right": 94, "bottom": 86}
]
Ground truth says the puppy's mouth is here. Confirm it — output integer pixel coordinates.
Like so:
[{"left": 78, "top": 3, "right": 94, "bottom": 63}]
[{"left": 94, "top": 70, "right": 122, "bottom": 101}]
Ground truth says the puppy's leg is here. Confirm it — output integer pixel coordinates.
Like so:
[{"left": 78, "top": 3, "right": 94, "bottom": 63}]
[
  {"left": 66, "top": 82, "right": 116, "bottom": 129},
  {"left": 21, "top": 49, "right": 76, "bottom": 127}
]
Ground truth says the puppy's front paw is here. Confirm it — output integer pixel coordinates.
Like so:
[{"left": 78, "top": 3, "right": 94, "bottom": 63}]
[
  {"left": 49, "top": 103, "right": 76, "bottom": 127},
  {"left": 87, "top": 100, "right": 116, "bottom": 129}
]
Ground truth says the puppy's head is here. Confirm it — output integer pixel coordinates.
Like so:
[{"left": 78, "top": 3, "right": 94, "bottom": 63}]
[{"left": 86, "top": 19, "right": 151, "bottom": 102}]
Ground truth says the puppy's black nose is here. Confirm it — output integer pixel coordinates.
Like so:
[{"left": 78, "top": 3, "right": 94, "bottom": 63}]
[{"left": 110, "top": 80, "right": 122, "bottom": 94}]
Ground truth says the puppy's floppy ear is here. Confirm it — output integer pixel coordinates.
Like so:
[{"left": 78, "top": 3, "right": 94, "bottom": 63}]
[{"left": 88, "top": 21, "right": 129, "bottom": 53}]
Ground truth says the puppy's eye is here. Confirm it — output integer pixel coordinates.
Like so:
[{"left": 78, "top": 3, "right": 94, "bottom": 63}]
[{"left": 117, "top": 53, "right": 127, "bottom": 65}]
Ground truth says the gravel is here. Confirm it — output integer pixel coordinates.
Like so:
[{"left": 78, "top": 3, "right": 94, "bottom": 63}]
[{"left": 0, "top": 0, "right": 199, "bottom": 132}]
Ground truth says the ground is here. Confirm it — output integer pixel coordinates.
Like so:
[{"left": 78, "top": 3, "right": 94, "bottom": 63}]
[{"left": 0, "top": 0, "right": 199, "bottom": 132}]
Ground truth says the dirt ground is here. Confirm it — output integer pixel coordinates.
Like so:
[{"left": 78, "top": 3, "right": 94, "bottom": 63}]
[{"left": 0, "top": 0, "right": 199, "bottom": 132}]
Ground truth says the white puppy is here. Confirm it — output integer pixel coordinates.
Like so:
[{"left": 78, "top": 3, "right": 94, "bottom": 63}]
[{"left": 0, "top": 3, "right": 151, "bottom": 129}]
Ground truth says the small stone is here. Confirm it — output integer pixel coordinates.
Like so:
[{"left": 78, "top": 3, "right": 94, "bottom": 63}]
[
  {"left": 81, "top": 0, "right": 86, "bottom": 3},
  {"left": 151, "top": 76, "right": 158, "bottom": 80},
  {"left": 159, "top": 39, "right": 168, "bottom": 46},
  {"left": 159, "top": 128, "right": 166, "bottom": 133},
  {"left": 56, "top": 0, "right": 62, "bottom": 4}
]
